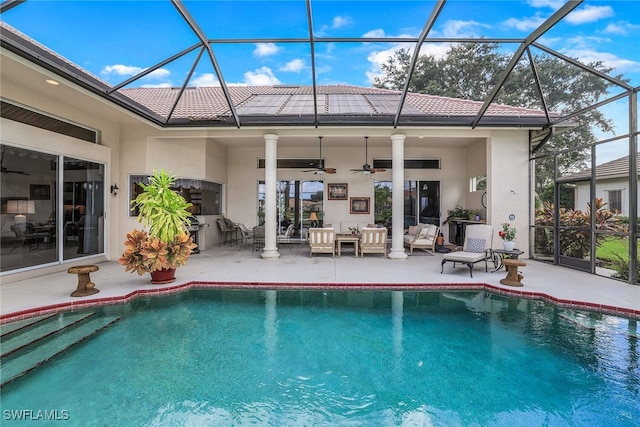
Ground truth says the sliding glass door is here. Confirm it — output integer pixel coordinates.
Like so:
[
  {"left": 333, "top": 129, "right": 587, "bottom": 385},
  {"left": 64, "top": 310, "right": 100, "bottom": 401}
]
[
  {"left": 0, "top": 144, "right": 105, "bottom": 273},
  {"left": 374, "top": 180, "right": 441, "bottom": 236},
  {"left": 258, "top": 180, "right": 323, "bottom": 240}
]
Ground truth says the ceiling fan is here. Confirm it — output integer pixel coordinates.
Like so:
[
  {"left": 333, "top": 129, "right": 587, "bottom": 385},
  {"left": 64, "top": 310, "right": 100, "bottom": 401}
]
[
  {"left": 350, "top": 136, "right": 386, "bottom": 175},
  {"left": 1, "top": 147, "right": 30, "bottom": 175},
  {"left": 303, "top": 136, "right": 336, "bottom": 175}
]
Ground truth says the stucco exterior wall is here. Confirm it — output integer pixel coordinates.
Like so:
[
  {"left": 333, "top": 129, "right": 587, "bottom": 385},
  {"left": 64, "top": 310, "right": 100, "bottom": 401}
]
[
  {"left": 487, "top": 130, "right": 530, "bottom": 255},
  {"left": 575, "top": 178, "right": 640, "bottom": 216}
]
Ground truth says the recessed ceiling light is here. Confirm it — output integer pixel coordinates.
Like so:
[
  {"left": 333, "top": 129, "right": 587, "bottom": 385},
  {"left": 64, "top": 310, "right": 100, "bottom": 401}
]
[{"left": 45, "top": 79, "right": 59, "bottom": 85}]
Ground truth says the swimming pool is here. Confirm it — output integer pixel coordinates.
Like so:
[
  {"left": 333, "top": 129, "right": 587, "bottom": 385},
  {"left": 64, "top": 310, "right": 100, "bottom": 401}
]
[{"left": 1, "top": 289, "right": 638, "bottom": 426}]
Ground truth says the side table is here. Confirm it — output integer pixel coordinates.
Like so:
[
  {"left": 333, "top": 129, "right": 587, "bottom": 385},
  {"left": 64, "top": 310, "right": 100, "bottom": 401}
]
[
  {"left": 491, "top": 248, "right": 524, "bottom": 272},
  {"left": 336, "top": 234, "right": 360, "bottom": 258}
]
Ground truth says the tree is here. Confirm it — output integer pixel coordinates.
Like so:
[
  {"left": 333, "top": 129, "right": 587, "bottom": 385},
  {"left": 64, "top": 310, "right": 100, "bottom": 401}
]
[{"left": 373, "top": 42, "right": 625, "bottom": 192}]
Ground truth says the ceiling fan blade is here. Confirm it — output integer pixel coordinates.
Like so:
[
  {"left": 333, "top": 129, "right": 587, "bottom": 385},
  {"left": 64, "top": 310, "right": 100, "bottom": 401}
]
[
  {"left": 324, "top": 168, "right": 336, "bottom": 174},
  {"left": 372, "top": 168, "right": 386, "bottom": 173},
  {"left": 1, "top": 167, "right": 30, "bottom": 175}
]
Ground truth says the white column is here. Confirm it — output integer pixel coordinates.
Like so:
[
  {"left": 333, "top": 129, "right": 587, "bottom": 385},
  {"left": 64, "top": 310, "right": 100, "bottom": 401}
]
[
  {"left": 262, "top": 133, "right": 280, "bottom": 258},
  {"left": 389, "top": 133, "right": 408, "bottom": 259}
]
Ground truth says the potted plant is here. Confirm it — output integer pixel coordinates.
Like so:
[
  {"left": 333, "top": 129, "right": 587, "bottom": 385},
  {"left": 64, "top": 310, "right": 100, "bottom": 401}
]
[
  {"left": 499, "top": 222, "right": 517, "bottom": 251},
  {"left": 443, "top": 205, "right": 471, "bottom": 225},
  {"left": 118, "top": 170, "right": 197, "bottom": 284}
]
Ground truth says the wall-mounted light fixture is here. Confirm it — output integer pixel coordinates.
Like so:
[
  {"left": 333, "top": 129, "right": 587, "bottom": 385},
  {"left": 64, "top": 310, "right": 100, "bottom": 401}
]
[{"left": 110, "top": 184, "right": 119, "bottom": 197}]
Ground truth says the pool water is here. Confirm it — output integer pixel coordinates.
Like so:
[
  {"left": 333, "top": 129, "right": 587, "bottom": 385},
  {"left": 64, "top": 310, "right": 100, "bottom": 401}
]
[{"left": 1, "top": 289, "right": 638, "bottom": 426}]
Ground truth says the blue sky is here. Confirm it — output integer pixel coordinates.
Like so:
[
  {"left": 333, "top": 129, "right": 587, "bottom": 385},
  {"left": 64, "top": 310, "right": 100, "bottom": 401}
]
[
  {"left": 3, "top": 0, "right": 638, "bottom": 89},
  {"left": 2, "top": 0, "right": 638, "bottom": 155}
]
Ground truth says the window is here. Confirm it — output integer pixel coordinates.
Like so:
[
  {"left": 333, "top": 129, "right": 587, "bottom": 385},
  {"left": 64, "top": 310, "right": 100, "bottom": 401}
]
[
  {"left": 374, "top": 180, "right": 441, "bottom": 232},
  {"left": 470, "top": 175, "right": 486, "bottom": 192},
  {"left": 607, "top": 189, "right": 622, "bottom": 213},
  {"left": 129, "top": 176, "right": 221, "bottom": 216}
]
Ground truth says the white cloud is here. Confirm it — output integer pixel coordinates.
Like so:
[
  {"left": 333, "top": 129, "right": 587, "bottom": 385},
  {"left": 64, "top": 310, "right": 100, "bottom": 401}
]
[
  {"left": 191, "top": 73, "right": 220, "bottom": 87},
  {"left": 140, "top": 83, "right": 172, "bottom": 89},
  {"left": 101, "top": 64, "right": 170, "bottom": 80},
  {"left": 504, "top": 14, "right": 547, "bottom": 32},
  {"left": 562, "top": 48, "right": 639, "bottom": 72},
  {"left": 253, "top": 43, "right": 280, "bottom": 57},
  {"left": 280, "top": 59, "right": 305, "bottom": 73},
  {"left": 566, "top": 5, "right": 614, "bottom": 24},
  {"left": 332, "top": 15, "right": 352, "bottom": 29},
  {"left": 527, "top": 0, "right": 564, "bottom": 9},
  {"left": 441, "top": 20, "right": 491, "bottom": 38},
  {"left": 363, "top": 29, "right": 386, "bottom": 38},
  {"left": 603, "top": 21, "right": 640, "bottom": 35},
  {"left": 243, "top": 66, "right": 281, "bottom": 85},
  {"left": 364, "top": 41, "right": 422, "bottom": 85},
  {"left": 101, "top": 64, "right": 142, "bottom": 76}
]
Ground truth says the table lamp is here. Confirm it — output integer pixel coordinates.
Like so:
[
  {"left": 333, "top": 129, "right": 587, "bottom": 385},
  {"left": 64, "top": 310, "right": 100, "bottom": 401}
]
[
  {"left": 309, "top": 212, "right": 319, "bottom": 227},
  {"left": 7, "top": 200, "right": 35, "bottom": 224}
]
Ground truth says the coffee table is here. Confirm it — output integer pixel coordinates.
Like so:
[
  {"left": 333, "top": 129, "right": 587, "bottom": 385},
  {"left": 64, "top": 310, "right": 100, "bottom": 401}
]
[{"left": 336, "top": 233, "right": 360, "bottom": 258}]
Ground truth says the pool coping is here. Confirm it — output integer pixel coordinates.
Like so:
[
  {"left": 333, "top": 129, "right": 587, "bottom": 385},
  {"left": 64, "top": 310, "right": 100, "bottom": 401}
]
[{"left": 2, "top": 280, "right": 639, "bottom": 324}]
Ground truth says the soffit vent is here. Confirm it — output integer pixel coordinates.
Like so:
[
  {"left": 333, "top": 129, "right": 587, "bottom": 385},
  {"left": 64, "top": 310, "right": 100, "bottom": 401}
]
[{"left": 1, "top": 99, "right": 98, "bottom": 143}]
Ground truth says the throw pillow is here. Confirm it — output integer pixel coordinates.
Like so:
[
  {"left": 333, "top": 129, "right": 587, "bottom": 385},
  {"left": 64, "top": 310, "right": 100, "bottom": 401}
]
[
  {"left": 408, "top": 226, "right": 419, "bottom": 235},
  {"left": 466, "top": 238, "right": 486, "bottom": 253}
]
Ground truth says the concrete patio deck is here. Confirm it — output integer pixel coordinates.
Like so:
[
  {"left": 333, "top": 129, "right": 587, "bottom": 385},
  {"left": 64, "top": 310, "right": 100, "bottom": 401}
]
[{"left": 1, "top": 243, "right": 639, "bottom": 322}]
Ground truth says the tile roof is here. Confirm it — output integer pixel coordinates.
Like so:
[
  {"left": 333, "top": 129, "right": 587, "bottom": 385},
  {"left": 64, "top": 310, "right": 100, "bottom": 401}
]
[
  {"left": 563, "top": 153, "right": 640, "bottom": 180},
  {"left": 120, "top": 85, "right": 555, "bottom": 126}
]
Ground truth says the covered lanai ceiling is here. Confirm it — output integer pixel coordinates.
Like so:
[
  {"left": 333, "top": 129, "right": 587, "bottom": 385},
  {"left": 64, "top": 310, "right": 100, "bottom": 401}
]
[{"left": 0, "top": 0, "right": 637, "bottom": 130}]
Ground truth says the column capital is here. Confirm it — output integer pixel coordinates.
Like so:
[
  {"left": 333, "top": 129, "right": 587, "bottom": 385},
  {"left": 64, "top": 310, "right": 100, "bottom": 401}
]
[
  {"left": 390, "top": 133, "right": 406, "bottom": 143},
  {"left": 264, "top": 133, "right": 279, "bottom": 142}
]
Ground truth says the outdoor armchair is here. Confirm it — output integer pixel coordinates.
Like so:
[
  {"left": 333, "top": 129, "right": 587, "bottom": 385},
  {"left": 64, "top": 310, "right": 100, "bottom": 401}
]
[
  {"left": 403, "top": 223, "right": 439, "bottom": 255},
  {"left": 360, "top": 227, "right": 388, "bottom": 258},
  {"left": 308, "top": 227, "right": 335, "bottom": 257}
]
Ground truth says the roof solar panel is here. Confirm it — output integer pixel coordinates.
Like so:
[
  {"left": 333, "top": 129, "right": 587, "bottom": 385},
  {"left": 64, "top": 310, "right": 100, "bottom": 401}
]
[
  {"left": 237, "top": 94, "right": 290, "bottom": 115},
  {"left": 327, "top": 94, "right": 372, "bottom": 114},
  {"left": 366, "top": 94, "right": 421, "bottom": 115},
  {"left": 279, "top": 94, "right": 323, "bottom": 115}
]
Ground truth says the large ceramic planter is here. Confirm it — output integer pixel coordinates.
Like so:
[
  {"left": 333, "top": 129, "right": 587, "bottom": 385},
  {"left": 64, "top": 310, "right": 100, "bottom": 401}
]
[
  {"left": 150, "top": 268, "right": 176, "bottom": 284},
  {"left": 502, "top": 240, "right": 515, "bottom": 252}
]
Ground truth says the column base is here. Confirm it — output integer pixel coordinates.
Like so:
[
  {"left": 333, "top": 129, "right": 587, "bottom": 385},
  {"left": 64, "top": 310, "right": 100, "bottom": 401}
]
[
  {"left": 261, "top": 248, "right": 281, "bottom": 259},
  {"left": 388, "top": 249, "right": 408, "bottom": 259}
]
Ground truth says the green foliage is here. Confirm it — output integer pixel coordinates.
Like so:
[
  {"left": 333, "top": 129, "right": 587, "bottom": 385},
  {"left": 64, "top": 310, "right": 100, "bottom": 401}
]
[
  {"left": 534, "top": 198, "right": 622, "bottom": 259},
  {"left": 374, "top": 184, "right": 392, "bottom": 223},
  {"left": 610, "top": 254, "right": 640, "bottom": 283},
  {"left": 444, "top": 205, "right": 472, "bottom": 224},
  {"left": 499, "top": 223, "right": 516, "bottom": 241},
  {"left": 596, "top": 235, "right": 628, "bottom": 264},
  {"left": 131, "top": 170, "right": 193, "bottom": 243},
  {"left": 374, "top": 42, "right": 627, "bottom": 188}
]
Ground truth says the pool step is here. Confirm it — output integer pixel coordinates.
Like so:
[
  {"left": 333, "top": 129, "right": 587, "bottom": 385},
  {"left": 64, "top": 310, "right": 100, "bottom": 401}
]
[
  {"left": 0, "top": 312, "right": 122, "bottom": 386},
  {"left": 0, "top": 314, "right": 58, "bottom": 338},
  {"left": 1, "top": 311, "right": 97, "bottom": 357}
]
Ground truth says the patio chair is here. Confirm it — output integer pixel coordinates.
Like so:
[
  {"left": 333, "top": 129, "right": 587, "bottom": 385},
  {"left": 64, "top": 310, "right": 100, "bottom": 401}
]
[
  {"left": 237, "top": 223, "right": 253, "bottom": 250},
  {"left": 217, "top": 218, "right": 237, "bottom": 245},
  {"left": 224, "top": 218, "right": 239, "bottom": 244},
  {"left": 403, "top": 223, "right": 439, "bottom": 255},
  {"left": 360, "top": 227, "right": 388, "bottom": 258},
  {"left": 441, "top": 224, "right": 494, "bottom": 277},
  {"left": 276, "top": 223, "right": 295, "bottom": 251},
  {"left": 308, "top": 227, "right": 335, "bottom": 257},
  {"left": 252, "top": 225, "right": 265, "bottom": 252}
]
